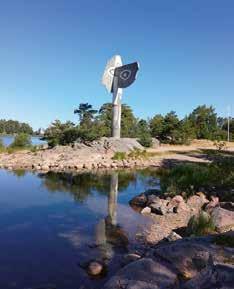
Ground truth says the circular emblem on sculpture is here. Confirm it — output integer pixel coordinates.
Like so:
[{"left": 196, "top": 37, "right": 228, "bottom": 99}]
[
  {"left": 108, "top": 67, "right": 115, "bottom": 76},
  {"left": 120, "top": 69, "right": 131, "bottom": 80}
]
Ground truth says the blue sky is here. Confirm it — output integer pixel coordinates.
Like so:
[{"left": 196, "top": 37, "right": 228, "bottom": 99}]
[{"left": 0, "top": 0, "right": 233, "bottom": 129}]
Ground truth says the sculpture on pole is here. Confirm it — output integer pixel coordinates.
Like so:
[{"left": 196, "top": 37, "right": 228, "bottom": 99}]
[{"left": 102, "top": 55, "right": 139, "bottom": 138}]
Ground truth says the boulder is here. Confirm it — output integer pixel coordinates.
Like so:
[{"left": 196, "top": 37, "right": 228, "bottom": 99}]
[
  {"left": 129, "top": 193, "right": 147, "bottom": 208},
  {"left": 182, "top": 263, "right": 234, "bottom": 289},
  {"left": 168, "top": 195, "right": 189, "bottom": 213},
  {"left": 205, "top": 196, "right": 219, "bottom": 213},
  {"left": 211, "top": 206, "right": 234, "bottom": 232},
  {"left": 149, "top": 198, "right": 169, "bottom": 215},
  {"left": 141, "top": 206, "right": 151, "bottom": 214},
  {"left": 187, "top": 194, "right": 209, "bottom": 213},
  {"left": 166, "top": 231, "right": 182, "bottom": 242},
  {"left": 87, "top": 261, "right": 104, "bottom": 276},
  {"left": 104, "top": 258, "right": 177, "bottom": 289}
]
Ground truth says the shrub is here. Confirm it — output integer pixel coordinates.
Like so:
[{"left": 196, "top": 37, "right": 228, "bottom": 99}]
[
  {"left": 138, "top": 133, "right": 152, "bottom": 147},
  {"left": 10, "top": 133, "right": 31, "bottom": 148},
  {"left": 0, "top": 138, "right": 5, "bottom": 153},
  {"left": 128, "top": 148, "right": 148, "bottom": 159},
  {"left": 112, "top": 152, "right": 127, "bottom": 160},
  {"left": 186, "top": 211, "right": 215, "bottom": 236}
]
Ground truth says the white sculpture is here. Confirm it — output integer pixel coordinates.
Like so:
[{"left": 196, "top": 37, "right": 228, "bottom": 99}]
[{"left": 102, "top": 55, "right": 139, "bottom": 138}]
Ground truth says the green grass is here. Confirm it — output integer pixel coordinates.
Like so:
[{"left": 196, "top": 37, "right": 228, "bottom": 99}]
[
  {"left": 112, "top": 151, "right": 127, "bottom": 160},
  {"left": 186, "top": 211, "right": 215, "bottom": 237},
  {"left": 158, "top": 154, "right": 234, "bottom": 199}
]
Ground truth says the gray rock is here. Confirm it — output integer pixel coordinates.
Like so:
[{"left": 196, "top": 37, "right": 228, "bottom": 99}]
[
  {"left": 129, "top": 193, "right": 147, "bottom": 208},
  {"left": 122, "top": 253, "right": 142, "bottom": 265},
  {"left": 182, "top": 263, "right": 234, "bottom": 289},
  {"left": 166, "top": 231, "right": 182, "bottom": 242},
  {"left": 104, "top": 258, "right": 177, "bottom": 289},
  {"left": 141, "top": 206, "right": 151, "bottom": 214},
  {"left": 211, "top": 206, "right": 234, "bottom": 232},
  {"left": 87, "top": 261, "right": 104, "bottom": 276},
  {"left": 150, "top": 199, "right": 168, "bottom": 215}
]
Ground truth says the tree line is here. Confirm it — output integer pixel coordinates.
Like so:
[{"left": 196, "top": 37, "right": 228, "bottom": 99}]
[
  {"left": 0, "top": 119, "right": 33, "bottom": 135},
  {"left": 42, "top": 103, "right": 233, "bottom": 147}
]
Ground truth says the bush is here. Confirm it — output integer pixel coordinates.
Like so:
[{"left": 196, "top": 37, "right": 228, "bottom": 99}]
[
  {"left": 128, "top": 148, "right": 148, "bottom": 159},
  {"left": 186, "top": 211, "right": 215, "bottom": 236},
  {"left": 138, "top": 133, "right": 152, "bottom": 147},
  {"left": 112, "top": 152, "right": 127, "bottom": 160},
  {"left": 0, "top": 138, "right": 5, "bottom": 153},
  {"left": 10, "top": 133, "right": 31, "bottom": 148}
]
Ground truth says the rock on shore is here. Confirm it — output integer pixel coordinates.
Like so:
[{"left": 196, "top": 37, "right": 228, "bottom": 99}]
[
  {"left": 130, "top": 192, "right": 234, "bottom": 244},
  {"left": 0, "top": 138, "right": 163, "bottom": 172},
  {"left": 104, "top": 232, "right": 234, "bottom": 289}
]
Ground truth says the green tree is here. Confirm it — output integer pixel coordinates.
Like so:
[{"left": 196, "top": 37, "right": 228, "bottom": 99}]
[
  {"left": 98, "top": 103, "right": 137, "bottom": 138},
  {"left": 149, "top": 114, "right": 164, "bottom": 138},
  {"left": 0, "top": 119, "right": 33, "bottom": 135},
  {"left": 42, "top": 120, "right": 76, "bottom": 147},
  {"left": 188, "top": 105, "right": 218, "bottom": 139},
  {"left": 74, "top": 103, "right": 97, "bottom": 127},
  {"left": 10, "top": 133, "right": 31, "bottom": 148},
  {"left": 136, "top": 119, "right": 152, "bottom": 147}
]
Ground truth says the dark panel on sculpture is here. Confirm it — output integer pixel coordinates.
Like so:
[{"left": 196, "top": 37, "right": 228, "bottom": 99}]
[{"left": 114, "top": 62, "right": 139, "bottom": 89}]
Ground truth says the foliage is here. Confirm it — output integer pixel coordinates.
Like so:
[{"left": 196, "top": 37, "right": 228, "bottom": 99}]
[
  {"left": 186, "top": 211, "right": 215, "bottom": 236},
  {"left": 213, "top": 234, "right": 234, "bottom": 247},
  {"left": 42, "top": 120, "right": 76, "bottom": 147},
  {"left": 159, "top": 156, "right": 234, "bottom": 199},
  {"left": 112, "top": 152, "right": 127, "bottom": 160},
  {"left": 10, "top": 133, "right": 32, "bottom": 148},
  {"left": 136, "top": 119, "right": 152, "bottom": 147},
  {"left": 0, "top": 138, "right": 5, "bottom": 153},
  {"left": 128, "top": 148, "right": 148, "bottom": 159},
  {"left": 42, "top": 103, "right": 233, "bottom": 147},
  {"left": 0, "top": 138, "right": 4, "bottom": 148},
  {"left": 188, "top": 105, "right": 217, "bottom": 140},
  {"left": 0, "top": 119, "right": 33, "bottom": 135},
  {"left": 138, "top": 133, "right": 152, "bottom": 147},
  {"left": 74, "top": 103, "right": 97, "bottom": 126}
]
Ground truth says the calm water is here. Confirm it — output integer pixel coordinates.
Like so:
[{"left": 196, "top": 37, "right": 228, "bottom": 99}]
[
  {"left": 0, "top": 169, "right": 159, "bottom": 289},
  {"left": 0, "top": 135, "right": 46, "bottom": 147}
]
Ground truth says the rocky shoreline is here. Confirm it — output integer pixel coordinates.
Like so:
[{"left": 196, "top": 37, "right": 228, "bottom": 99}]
[
  {"left": 0, "top": 138, "right": 212, "bottom": 173},
  {"left": 101, "top": 193, "right": 234, "bottom": 289}
]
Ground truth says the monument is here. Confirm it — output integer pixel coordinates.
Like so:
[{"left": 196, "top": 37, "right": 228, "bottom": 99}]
[{"left": 102, "top": 55, "right": 139, "bottom": 138}]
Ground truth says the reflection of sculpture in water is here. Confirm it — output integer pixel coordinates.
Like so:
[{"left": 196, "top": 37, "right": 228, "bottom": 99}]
[{"left": 95, "top": 172, "right": 128, "bottom": 260}]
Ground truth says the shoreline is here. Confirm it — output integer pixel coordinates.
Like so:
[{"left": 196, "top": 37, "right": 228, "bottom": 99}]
[{"left": 0, "top": 138, "right": 233, "bottom": 173}]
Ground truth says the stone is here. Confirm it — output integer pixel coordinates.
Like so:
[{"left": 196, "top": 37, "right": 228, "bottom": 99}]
[
  {"left": 187, "top": 195, "right": 209, "bottom": 212},
  {"left": 166, "top": 231, "right": 182, "bottom": 242},
  {"left": 129, "top": 193, "right": 147, "bottom": 208},
  {"left": 154, "top": 242, "right": 211, "bottom": 280},
  {"left": 104, "top": 258, "right": 177, "bottom": 289},
  {"left": 141, "top": 206, "right": 151, "bottom": 214},
  {"left": 87, "top": 261, "right": 103, "bottom": 276},
  {"left": 205, "top": 196, "right": 219, "bottom": 213},
  {"left": 182, "top": 263, "right": 234, "bottom": 289},
  {"left": 211, "top": 206, "right": 234, "bottom": 233},
  {"left": 122, "top": 253, "right": 141, "bottom": 265},
  {"left": 150, "top": 199, "right": 169, "bottom": 215}
]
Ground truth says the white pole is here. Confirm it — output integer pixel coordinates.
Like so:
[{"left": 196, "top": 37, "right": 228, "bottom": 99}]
[
  {"left": 112, "top": 76, "right": 123, "bottom": 138},
  {"left": 227, "top": 106, "right": 230, "bottom": 142}
]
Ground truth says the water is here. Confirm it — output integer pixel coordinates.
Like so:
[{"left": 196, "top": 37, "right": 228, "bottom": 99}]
[
  {"left": 0, "top": 135, "right": 46, "bottom": 147},
  {"left": 0, "top": 169, "right": 159, "bottom": 289}
]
